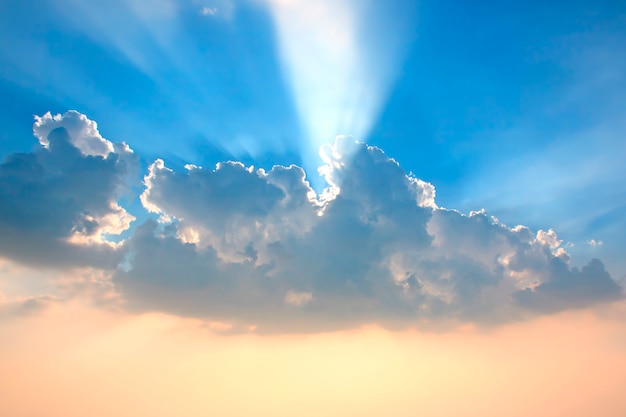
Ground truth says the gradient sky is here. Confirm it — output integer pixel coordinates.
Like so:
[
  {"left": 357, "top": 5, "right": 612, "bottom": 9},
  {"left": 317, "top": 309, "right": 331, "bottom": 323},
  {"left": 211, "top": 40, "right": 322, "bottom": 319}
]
[{"left": 1, "top": 1, "right": 625, "bottom": 415}]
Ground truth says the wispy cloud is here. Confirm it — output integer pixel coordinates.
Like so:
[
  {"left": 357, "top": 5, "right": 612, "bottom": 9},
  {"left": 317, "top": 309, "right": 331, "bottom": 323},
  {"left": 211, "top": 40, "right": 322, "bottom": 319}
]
[{"left": 200, "top": 6, "right": 217, "bottom": 16}]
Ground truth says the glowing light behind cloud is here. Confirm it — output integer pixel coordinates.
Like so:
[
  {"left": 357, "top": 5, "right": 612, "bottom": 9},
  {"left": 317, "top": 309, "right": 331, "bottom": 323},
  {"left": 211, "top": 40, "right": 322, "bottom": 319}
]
[
  {"left": 264, "top": 0, "right": 414, "bottom": 165},
  {"left": 2, "top": 0, "right": 413, "bottom": 165}
]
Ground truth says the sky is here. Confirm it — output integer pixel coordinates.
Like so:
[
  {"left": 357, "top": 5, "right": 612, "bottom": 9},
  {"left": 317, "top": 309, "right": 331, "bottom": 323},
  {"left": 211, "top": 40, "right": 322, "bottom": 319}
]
[{"left": 1, "top": 0, "right": 625, "bottom": 415}]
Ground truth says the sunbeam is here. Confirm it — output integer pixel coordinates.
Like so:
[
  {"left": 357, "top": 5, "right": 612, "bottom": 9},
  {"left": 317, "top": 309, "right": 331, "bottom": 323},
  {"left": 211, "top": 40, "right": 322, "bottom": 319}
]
[{"left": 264, "top": 0, "right": 415, "bottom": 172}]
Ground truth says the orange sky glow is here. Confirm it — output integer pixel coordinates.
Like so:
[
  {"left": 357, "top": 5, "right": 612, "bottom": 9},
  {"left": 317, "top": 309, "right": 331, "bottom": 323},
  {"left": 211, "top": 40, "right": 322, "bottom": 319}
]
[{"left": 2, "top": 299, "right": 625, "bottom": 417}]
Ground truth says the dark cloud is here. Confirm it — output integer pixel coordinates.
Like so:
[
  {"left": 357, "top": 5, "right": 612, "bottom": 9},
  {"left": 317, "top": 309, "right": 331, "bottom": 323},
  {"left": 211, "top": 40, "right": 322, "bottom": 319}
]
[
  {"left": 513, "top": 258, "right": 623, "bottom": 312},
  {"left": 0, "top": 112, "right": 135, "bottom": 269}
]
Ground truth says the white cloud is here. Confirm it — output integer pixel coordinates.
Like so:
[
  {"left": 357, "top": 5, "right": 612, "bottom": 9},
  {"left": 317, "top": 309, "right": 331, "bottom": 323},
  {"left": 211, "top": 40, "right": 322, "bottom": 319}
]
[
  {"left": 66, "top": 202, "right": 136, "bottom": 247},
  {"left": 33, "top": 110, "right": 116, "bottom": 157},
  {"left": 140, "top": 156, "right": 319, "bottom": 263},
  {"left": 114, "top": 136, "right": 623, "bottom": 331},
  {"left": 1, "top": 114, "right": 622, "bottom": 332},
  {"left": 200, "top": 6, "right": 217, "bottom": 16}
]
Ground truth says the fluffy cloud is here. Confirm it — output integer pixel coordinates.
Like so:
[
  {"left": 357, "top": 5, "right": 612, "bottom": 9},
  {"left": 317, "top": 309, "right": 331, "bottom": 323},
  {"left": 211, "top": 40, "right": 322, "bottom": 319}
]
[
  {"left": 0, "top": 111, "right": 135, "bottom": 268},
  {"left": 33, "top": 110, "right": 115, "bottom": 157},
  {"left": 0, "top": 112, "right": 622, "bottom": 331},
  {"left": 114, "top": 136, "right": 623, "bottom": 331}
]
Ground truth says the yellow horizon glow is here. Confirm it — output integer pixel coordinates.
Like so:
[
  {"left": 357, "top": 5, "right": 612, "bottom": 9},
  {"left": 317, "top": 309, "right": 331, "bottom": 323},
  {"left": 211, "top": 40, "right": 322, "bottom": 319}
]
[{"left": 1, "top": 300, "right": 625, "bottom": 417}]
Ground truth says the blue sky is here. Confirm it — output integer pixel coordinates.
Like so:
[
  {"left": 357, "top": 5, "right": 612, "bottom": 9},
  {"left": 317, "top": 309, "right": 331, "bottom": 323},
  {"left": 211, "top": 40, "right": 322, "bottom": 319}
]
[{"left": 0, "top": 0, "right": 625, "bottom": 325}]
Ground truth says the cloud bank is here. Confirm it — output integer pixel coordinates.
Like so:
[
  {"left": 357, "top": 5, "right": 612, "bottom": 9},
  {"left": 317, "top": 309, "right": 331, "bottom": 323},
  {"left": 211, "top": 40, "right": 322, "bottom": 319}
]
[{"left": 0, "top": 111, "right": 622, "bottom": 332}]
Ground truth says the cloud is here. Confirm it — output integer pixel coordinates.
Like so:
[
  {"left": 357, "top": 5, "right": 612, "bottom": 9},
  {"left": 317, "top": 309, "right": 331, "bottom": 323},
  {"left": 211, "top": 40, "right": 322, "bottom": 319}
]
[
  {"left": 284, "top": 290, "right": 314, "bottom": 307},
  {"left": 513, "top": 258, "right": 622, "bottom": 312},
  {"left": 199, "top": 1, "right": 235, "bottom": 20},
  {"left": 33, "top": 110, "right": 115, "bottom": 157},
  {"left": 0, "top": 111, "right": 136, "bottom": 269},
  {"left": 113, "top": 135, "right": 623, "bottom": 331},
  {"left": 200, "top": 6, "right": 217, "bottom": 16},
  {"left": 0, "top": 112, "right": 622, "bottom": 332},
  {"left": 0, "top": 294, "right": 59, "bottom": 319}
]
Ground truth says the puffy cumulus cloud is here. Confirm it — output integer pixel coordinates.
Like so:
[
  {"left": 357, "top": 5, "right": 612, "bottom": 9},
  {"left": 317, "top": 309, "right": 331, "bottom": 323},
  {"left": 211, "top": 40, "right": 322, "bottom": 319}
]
[
  {"left": 114, "top": 136, "right": 623, "bottom": 332},
  {"left": 33, "top": 110, "right": 115, "bottom": 157},
  {"left": 0, "top": 111, "right": 136, "bottom": 269},
  {"left": 2, "top": 111, "right": 621, "bottom": 331},
  {"left": 513, "top": 258, "right": 622, "bottom": 312},
  {"left": 139, "top": 158, "right": 319, "bottom": 262}
]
